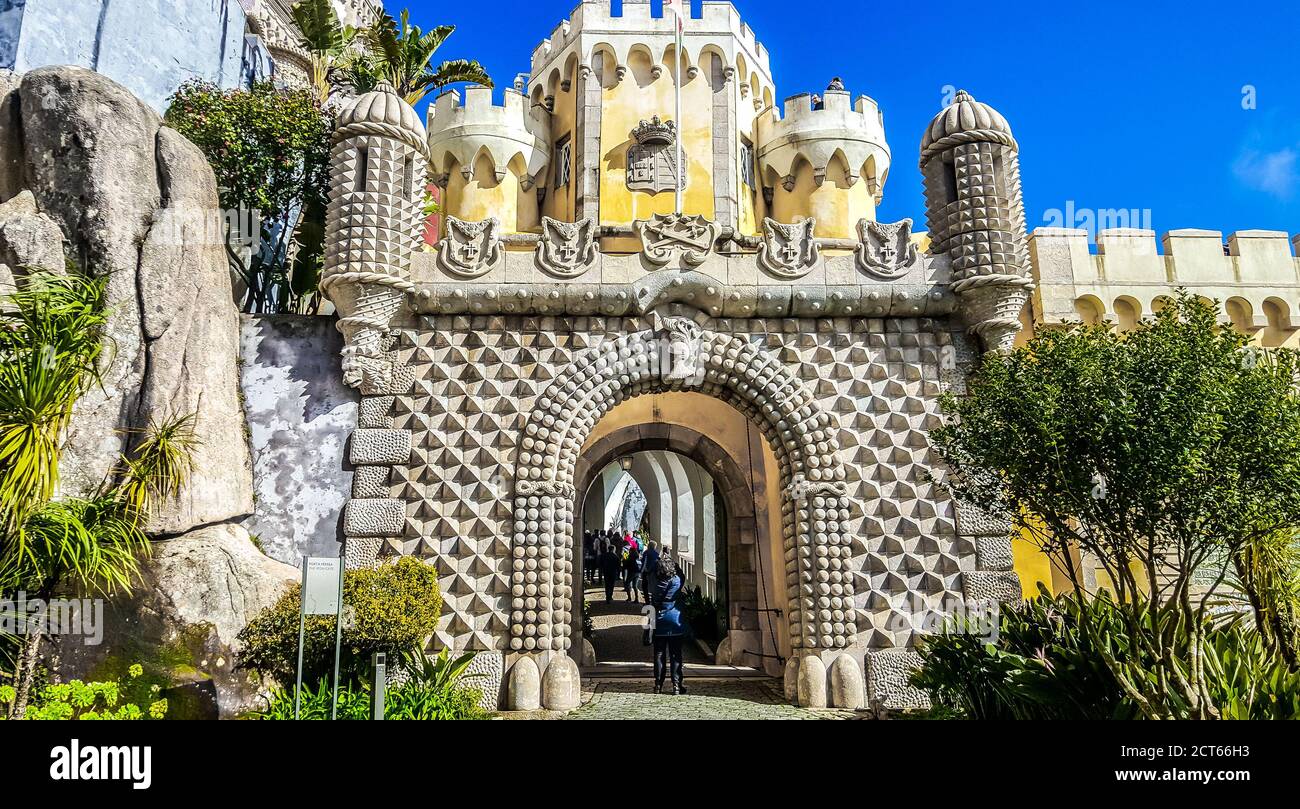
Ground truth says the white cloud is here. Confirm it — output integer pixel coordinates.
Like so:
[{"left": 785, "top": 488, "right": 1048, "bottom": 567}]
[{"left": 1233, "top": 147, "right": 1298, "bottom": 200}]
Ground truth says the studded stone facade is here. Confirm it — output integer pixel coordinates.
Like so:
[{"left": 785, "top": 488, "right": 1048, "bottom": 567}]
[
  {"left": 334, "top": 310, "right": 1018, "bottom": 664},
  {"left": 315, "top": 8, "right": 1041, "bottom": 710},
  {"left": 322, "top": 83, "right": 428, "bottom": 395}
]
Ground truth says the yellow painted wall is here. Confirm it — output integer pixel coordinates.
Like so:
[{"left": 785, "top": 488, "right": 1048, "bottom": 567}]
[
  {"left": 597, "top": 62, "right": 716, "bottom": 226},
  {"left": 445, "top": 152, "right": 521, "bottom": 234},
  {"left": 770, "top": 159, "right": 875, "bottom": 240},
  {"left": 542, "top": 62, "right": 578, "bottom": 223}
]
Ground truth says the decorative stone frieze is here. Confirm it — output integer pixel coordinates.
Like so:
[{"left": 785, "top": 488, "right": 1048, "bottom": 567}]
[
  {"left": 756, "top": 217, "right": 820, "bottom": 278},
  {"left": 635, "top": 213, "right": 720, "bottom": 267},
  {"left": 856, "top": 218, "right": 921, "bottom": 280},
  {"left": 436, "top": 216, "right": 503, "bottom": 278},
  {"left": 535, "top": 216, "right": 598, "bottom": 278}
]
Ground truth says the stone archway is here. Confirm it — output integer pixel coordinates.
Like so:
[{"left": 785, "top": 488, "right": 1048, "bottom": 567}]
[
  {"left": 574, "top": 423, "right": 781, "bottom": 671},
  {"left": 507, "top": 312, "right": 863, "bottom": 709}
]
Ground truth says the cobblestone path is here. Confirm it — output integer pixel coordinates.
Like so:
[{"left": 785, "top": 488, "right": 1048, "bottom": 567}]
[
  {"left": 565, "top": 677, "right": 861, "bottom": 720},
  {"left": 573, "top": 585, "right": 862, "bottom": 720}
]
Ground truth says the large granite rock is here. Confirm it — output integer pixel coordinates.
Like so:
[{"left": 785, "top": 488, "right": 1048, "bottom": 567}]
[
  {"left": 0, "top": 189, "right": 65, "bottom": 282},
  {"left": 54, "top": 523, "right": 299, "bottom": 719},
  {"left": 3, "top": 65, "right": 253, "bottom": 532}
]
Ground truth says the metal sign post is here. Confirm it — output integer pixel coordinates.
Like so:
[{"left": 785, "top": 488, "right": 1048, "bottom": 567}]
[
  {"left": 370, "top": 652, "right": 386, "bottom": 721},
  {"left": 294, "top": 556, "right": 344, "bottom": 720},
  {"left": 330, "top": 543, "right": 346, "bottom": 720}
]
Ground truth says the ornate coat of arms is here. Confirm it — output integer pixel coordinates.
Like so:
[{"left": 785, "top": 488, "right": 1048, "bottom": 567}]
[
  {"left": 635, "top": 213, "right": 719, "bottom": 267},
  {"left": 756, "top": 217, "right": 820, "bottom": 278},
  {"left": 436, "top": 215, "right": 502, "bottom": 278},
  {"left": 855, "top": 217, "right": 920, "bottom": 280},
  {"left": 626, "top": 116, "right": 682, "bottom": 195},
  {"left": 535, "top": 216, "right": 597, "bottom": 278}
]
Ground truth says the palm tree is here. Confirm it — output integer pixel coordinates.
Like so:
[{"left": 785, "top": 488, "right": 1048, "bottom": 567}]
[
  {"left": 290, "top": 0, "right": 360, "bottom": 106},
  {"left": 343, "top": 9, "right": 492, "bottom": 106}
]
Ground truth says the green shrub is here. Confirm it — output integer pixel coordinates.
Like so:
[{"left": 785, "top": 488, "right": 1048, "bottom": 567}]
[
  {"left": 236, "top": 557, "right": 442, "bottom": 686},
  {"left": 912, "top": 587, "right": 1300, "bottom": 720},
  {"left": 0, "top": 664, "right": 167, "bottom": 720},
  {"left": 256, "top": 650, "right": 489, "bottom": 721},
  {"left": 912, "top": 587, "right": 1140, "bottom": 719},
  {"left": 680, "top": 586, "right": 722, "bottom": 643}
]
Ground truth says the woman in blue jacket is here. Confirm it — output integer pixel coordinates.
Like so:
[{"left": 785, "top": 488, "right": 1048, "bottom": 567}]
[{"left": 651, "top": 555, "right": 688, "bottom": 695}]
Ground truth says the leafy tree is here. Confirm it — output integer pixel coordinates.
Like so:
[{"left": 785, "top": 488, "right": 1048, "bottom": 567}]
[
  {"left": 341, "top": 9, "right": 492, "bottom": 105},
  {"left": 236, "top": 557, "right": 443, "bottom": 686},
  {"left": 932, "top": 291, "right": 1300, "bottom": 718},
  {"left": 165, "top": 80, "right": 332, "bottom": 314},
  {"left": 0, "top": 273, "right": 198, "bottom": 719}
]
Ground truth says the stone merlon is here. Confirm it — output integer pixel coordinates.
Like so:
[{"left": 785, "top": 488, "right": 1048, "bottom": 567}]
[
  {"left": 1031, "top": 227, "right": 1300, "bottom": 328},
  {"left": 427, "top": 86, "right": 552, "bottom": 188}
]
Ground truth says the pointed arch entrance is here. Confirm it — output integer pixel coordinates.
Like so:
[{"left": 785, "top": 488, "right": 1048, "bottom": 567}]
[
  {"left": 507, "top": 312, "right": 863, "bottom": 707},
  {"left": 574, "top": 421, "right": 783, "bottom": 671}
]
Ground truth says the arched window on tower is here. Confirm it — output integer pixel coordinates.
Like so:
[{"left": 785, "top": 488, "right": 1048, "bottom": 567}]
[
  {"left": 355, "top": 146, "right": 369, "bottom": 193},
  {"left": 941, "top": 158, "right": 958, "bottom": 203}
]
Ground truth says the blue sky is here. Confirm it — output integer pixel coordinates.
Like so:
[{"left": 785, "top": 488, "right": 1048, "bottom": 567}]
[{"left": 404, "top": 0, "right": 1300, "bottom": 240}]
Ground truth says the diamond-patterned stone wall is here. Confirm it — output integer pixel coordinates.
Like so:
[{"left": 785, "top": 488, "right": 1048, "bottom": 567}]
[{"left": 351, "top": 314, "right": 997, "bottom": 654}]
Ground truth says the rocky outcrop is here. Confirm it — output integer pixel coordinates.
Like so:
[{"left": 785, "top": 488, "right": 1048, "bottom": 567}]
[
  {"left": 0, "top": 65, "right": 253, "bottom": 532},
  {"left": 54, "top": 523, "right": 298, "bottom": 719},
  {"left": 0, "top": 189, "right": 65, "bottom": 298}
]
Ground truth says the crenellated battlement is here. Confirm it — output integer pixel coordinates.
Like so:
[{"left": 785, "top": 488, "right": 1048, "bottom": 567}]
[
  {"left": 426, "top": 85, "right": 551, "bottom": 187},
  {"left": 1031, "top": 227, "right": 1300, "bottom": 328},
  {"left": 755, "top": 89, "right": 890, "bottom": 198},
  {"left": 528, "top": 0, "right": 773, "bottom": 95}
]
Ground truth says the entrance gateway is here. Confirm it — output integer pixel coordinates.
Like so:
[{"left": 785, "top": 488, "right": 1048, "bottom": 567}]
[{"left": 321, "top": 1, "right": 1026, "bottom": 710}]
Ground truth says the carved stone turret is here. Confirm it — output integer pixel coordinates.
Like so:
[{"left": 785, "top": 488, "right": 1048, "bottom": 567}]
[
  {"left": 321, "top": 82, "right": 427, "bottom": 393},
  {"left": 426, "top": 85, "right": 551, "bottom": 195},
  {"left": 921, "top": 90, "right": 1032, "bottom": 352}
]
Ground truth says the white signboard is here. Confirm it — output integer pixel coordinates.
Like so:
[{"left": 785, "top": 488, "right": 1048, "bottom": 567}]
[{"left": 302, "top": 557, "right": 342, "bottom": 615}]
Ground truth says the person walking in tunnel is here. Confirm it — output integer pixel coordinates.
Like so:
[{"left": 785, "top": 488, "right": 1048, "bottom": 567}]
[
  {"left": 623, "top": 539, "right": 643, "bottom": 602},
  {"left": 651, "top": 555, "right": 688, "bottom": 695},
  {"left": 599, "top": 539, "right": 622, "bottom": 603},
  {"left": 641, "top": 540, "right": 660, "bottom": 605},
  {"left": 583, "top": 530, "right": 597, "bottom": 585}
]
